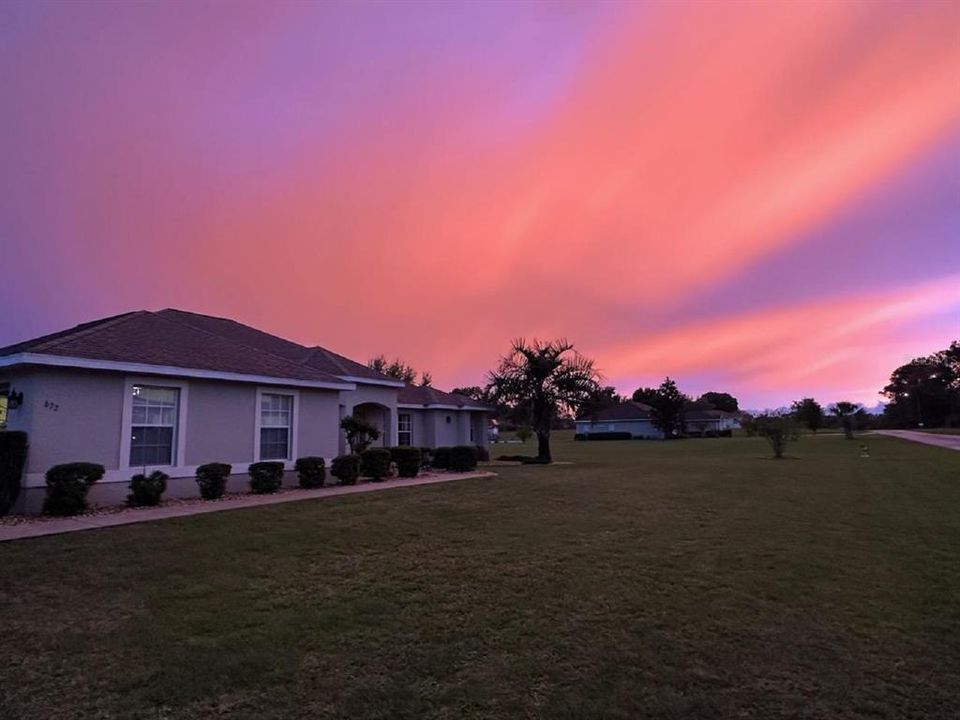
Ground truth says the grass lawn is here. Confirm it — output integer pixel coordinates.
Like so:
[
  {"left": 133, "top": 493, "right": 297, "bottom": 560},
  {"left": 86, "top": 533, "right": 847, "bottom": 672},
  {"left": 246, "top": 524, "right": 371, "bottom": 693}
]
[
  {"left": 918, "top": 428, "right": 960, "bottom": 435},
  {"left": 2, "top": 433, "right": 959, "bottom": 719}
]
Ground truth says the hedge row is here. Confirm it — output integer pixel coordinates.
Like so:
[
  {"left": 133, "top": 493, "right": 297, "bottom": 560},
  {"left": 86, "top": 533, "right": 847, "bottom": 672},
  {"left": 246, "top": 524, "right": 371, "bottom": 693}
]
[{"left": 31, "top": 443, "right": 490, "bottom": 515}]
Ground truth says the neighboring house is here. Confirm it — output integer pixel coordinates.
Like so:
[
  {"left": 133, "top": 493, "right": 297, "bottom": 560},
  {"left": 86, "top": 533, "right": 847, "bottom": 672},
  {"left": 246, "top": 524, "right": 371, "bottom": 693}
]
[
  {"left": 575, "top": 402, "right": 740, "bottom": 439},
  {"left": 0, "top": 309, "right": 493, "bottom": 512},
  {"left": 575, "top": 401, "right": 661, "bottom": 439},
  {"left": 684, "top": 409, "right": 741, "bottom": 436}
]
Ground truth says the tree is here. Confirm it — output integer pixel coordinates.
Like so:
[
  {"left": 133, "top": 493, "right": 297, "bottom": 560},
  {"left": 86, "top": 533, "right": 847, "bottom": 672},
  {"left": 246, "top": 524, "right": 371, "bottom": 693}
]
[
  {"left": 755, "top": 411, "right": 800, "bottom": 458},
  {"left": 451, "top": 386, "right": 487, "bottom": 401},
  {"left": 631, "top": 387, "right": 660, "bottom": 406},
  {"left": 340, "top": 415, "right": 380, "bottom": 454},
  {"left": 419, "top": 372, "right": 433, "bottom": 387},
  {"left": 368, "top": 354, "right": 418, "bottom": 384},
  {"left": 698, "top": 392, "right": 739, "bottom": 413},
  {"left": 488, "top": 338, "right": 601, "bottom": 463},
  {"left": 828, "top": 401, "right": 863, "bottom": 440},
  {"left": 881, "top": 343, "right": 959, "bottom": 428},
  {"left": 578, "top": 385, "right": 624, "bottom": 421},
  {"left": 646, "top": 377, "right": 690, "bottom": 439},
  {"left": 791, "top": 397, "right": 824, "bottom": 433}
]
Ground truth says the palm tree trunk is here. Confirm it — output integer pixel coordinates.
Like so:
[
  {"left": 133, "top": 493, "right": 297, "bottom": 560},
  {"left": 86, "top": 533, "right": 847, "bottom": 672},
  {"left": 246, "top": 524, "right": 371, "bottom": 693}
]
[{"left": 536, "top": 431, "right": 552, "bottom": 463}]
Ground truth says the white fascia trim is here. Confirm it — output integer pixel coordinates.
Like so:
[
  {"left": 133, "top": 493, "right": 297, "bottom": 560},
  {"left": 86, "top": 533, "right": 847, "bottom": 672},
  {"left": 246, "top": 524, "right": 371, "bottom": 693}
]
[
  {"left": 398, "top": 403, "right": 492, "bottom": 412},
  {"left": 0, "top": 353, "right": 356, "bottom": 391},
  {"left": 337, "top": 375, "right": 406, "bottom": 388}
]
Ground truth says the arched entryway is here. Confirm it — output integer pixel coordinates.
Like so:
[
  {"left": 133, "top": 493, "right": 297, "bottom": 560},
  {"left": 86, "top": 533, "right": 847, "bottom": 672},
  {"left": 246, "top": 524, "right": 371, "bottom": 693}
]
[{"left": 349, "top": 402, "right": 393, "bottom": 450}]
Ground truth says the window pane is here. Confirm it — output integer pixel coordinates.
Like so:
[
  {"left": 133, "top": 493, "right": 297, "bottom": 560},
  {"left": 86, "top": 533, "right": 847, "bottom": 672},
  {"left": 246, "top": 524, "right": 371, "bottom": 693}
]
[{"left": 260, "top": 427, "right": 289, "bottom": 460}]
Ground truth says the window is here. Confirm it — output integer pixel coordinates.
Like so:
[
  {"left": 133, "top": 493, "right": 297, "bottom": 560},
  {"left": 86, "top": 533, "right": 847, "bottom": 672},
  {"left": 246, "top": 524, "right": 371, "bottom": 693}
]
[
  {"left": 259, "top": 393, "right": 293, "bottom": 460},
  {"left": 130, "top": 385, "right": 179, "bottom": 466},
  {"left": 398, "top": 413, "right": 412, "bottom": 446}
]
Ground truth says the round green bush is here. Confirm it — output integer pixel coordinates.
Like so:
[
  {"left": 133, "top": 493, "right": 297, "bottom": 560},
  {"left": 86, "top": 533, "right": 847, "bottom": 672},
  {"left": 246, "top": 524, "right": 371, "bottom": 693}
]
[
  {"left": 127, "top": 470, "right": 168, "bottom": 507},
  {"left": 196, "top": 463, "right": 232, "bottom": 500},
  {"left": 389, "top": 447, "right": 421, "bottom": 478},
  {"left": 294, "top": 456, "right": 326, "bottom": 488},
  {"left": 450, "top": 445, "right": 479, "bottom": 472},
  {"left": 360, "top": 448, "right": 392, "bottom": 481},
  {"left": 331, "top": 454, "right": 361, "bottom": 485},
  {"left": 43, "top": 462, "right": 105, "bottom": 516},
  {"left": 432, "top": 446, "right": 451, "bottom": 470},
  {"left": 249, "top": 462, "right": 284, "bottom": 494}
]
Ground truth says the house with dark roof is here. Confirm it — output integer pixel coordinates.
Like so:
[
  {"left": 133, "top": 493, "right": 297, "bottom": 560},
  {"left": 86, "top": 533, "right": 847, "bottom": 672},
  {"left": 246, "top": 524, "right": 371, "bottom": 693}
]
[
  {"left": 0, "top": 310, "right": 492, "bottom": 512},
  {"left": 575, "top": 401, "right": 740, "bottom": 439},
  {"left": 574, "top": 401, "right": 662, "bottom": 439}
]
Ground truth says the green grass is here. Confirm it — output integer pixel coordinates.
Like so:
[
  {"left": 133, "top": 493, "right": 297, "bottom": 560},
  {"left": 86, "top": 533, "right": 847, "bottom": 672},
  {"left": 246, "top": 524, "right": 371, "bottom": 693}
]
[{"left": 2, "top": 432, "right": 959, "bottom": 719}]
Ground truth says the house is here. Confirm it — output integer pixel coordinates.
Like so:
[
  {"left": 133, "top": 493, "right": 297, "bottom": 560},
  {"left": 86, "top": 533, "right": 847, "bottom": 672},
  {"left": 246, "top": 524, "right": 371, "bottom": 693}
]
[
  {"left": 575, "top": 401, "right": 661, "bottom": 439},
  {"left": 575, "top": 401, "right": 740, "bottom": 439},
  {"left": 0, "top": 309, "right": 493, "bottom": 512},
  {"left": 683, "top": 408, "right": 741, "bottom": 436}
]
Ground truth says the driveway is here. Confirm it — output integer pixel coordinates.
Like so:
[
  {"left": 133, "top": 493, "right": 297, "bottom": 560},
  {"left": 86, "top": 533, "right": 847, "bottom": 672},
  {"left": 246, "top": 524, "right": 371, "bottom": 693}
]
[{"left": 874, "top": 430, "right": 960, "bottom": 452}]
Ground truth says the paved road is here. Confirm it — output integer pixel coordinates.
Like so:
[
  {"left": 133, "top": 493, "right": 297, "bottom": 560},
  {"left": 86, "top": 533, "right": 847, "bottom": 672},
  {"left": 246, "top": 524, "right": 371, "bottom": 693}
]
[{"left": 874, "top": 430, "right": 960, "bottom": 452}]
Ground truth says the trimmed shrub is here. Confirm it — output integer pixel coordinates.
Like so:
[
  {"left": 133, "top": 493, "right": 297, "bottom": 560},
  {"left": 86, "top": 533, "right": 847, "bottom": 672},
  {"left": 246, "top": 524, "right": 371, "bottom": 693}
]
[
  {"left": 390, "top": 447, "right": 421, "bottom": 478},
  {"left": 196, "top": 462, "right": 231, "bottom": 500},
  {"left": 249, "top": 462, "right": 284, "bottom": 494},
  {"left": 432, "top": 446, "right": 451, "bottom": 470},
  {"left": 0, "top": 431, "right": 28, "bottom": 516},
  {"left": 450, "top": 445, "right": 479, "bottom": 472},
  {"left": 475, "top": 445, "right": 490, "bottom": 462},
  {"left": 419, "top": 447, "right": 434, "bottom": 469},
  {"left": 294, "top": 456, "right": 326, "bottom": 488},
  {"left": 331, "top": 454, "right": 361, "bottom": 485},
  {"left": 360, "top": 448, "right": 391, "bottom": 481},
  {"left": 43, "top": 462, "right": 105, "bottom": 516},
  {"left": 585, "top": 431, "right": 632, "bottom": 441},
  {"left": 128, "top": 470, "right": 168, "bottom": 507},
  {"left": 574, "top": 433, "right": 586, "bottom": 441}
]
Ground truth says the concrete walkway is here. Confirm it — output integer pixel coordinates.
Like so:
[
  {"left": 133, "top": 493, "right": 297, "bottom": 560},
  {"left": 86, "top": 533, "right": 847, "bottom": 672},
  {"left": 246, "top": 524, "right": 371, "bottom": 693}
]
[
  {"left": 0, "top": 470, "right": 496, "bottom": 543},
  {"left": 874, "top": 430, "right": 960, "bottom": 452}
]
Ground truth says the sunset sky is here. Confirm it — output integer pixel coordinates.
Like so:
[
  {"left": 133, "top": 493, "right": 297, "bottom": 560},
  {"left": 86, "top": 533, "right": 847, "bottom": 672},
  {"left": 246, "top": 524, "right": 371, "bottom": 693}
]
[{"left": 1, "top": 0, "right": 958, "bottom": 409}]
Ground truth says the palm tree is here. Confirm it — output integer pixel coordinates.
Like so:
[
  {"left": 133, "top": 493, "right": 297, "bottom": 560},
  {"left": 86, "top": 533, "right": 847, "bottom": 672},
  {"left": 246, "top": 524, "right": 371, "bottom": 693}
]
[
  {"left": 488, "top": 339, "right": 601, "bottom": 463},
  {"left": 828, "top": 401, "right": 862, "bottom": 440}
]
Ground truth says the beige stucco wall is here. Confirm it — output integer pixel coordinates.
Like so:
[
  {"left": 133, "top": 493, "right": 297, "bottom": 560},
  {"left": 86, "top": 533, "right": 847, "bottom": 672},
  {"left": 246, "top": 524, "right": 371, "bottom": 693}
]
[
  {"left": 3, "top": 367, "right": 125, "bottom": 476},
  {"left": 3, "top": 366, "right": 342, "bottom": 497}
]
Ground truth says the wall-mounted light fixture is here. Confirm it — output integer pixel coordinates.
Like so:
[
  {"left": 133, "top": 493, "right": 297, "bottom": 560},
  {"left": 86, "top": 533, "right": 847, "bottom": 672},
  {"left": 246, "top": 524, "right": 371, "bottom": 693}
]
[{"left": 6, "top": 390, "right": 23, "bottom": 410}]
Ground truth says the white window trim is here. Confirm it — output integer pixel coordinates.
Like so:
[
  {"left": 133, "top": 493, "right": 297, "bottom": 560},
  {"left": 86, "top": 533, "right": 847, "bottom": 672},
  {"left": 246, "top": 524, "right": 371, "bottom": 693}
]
[
  {"left": 254, "top": 388, "right": 299, "bottom": 462},
  {"left": 398, "top": 412, "right": 412, "bottom": 446},
  {"left": 120, "top": 376, "right": 189, "bottom": 471}
]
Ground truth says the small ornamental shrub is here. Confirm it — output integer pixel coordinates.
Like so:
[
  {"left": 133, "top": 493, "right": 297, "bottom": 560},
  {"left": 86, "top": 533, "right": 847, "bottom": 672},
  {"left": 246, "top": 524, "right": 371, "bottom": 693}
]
[
  {"left": 294, "top": 457, "right": 326, "bottom": 488},
  {"left": 475, "top": 445, "right": 490, "bottom": 462},
  {"left": 0, "top": 431, "right": 28, "bottom": 516},
  {"left": 419, "top": 447, "right": 434, "bottom": 469},
  {"left": 360, "top": 448, "right": 391, "bottom": 481},
  {"left": 432, "top": 446, "right": 451, "bottom": 470},
  {"left": 331, "top": 454, "right": 361, "bottom": 485},
  {"left": 43, "top": 462, "right": 105, "bottom": 516},
  {"left": 585, "top": 431, "right": 632, "bottom": 441},
  {"left": 390, "top": 447, "right": 421, "bottom": 478},
  {"left": 249, "top": 462, "right": 284, "bottom": 494},
  {"left": 340, "top": 415, "right": 381, "bottom": 454},
  {"left": 755, "top": 412, "right": 800, "bottom": 459},
  {"left": 127, "top": 470, "right": 168, "bottom": 507},
  {"left": 196, "top": 463, "right": 231, "bottom": 500},
  {"left": 450, "top": 445, "right": 479, "bottom": 472},
  {"left": 574, "top": 433, "right": 586, "bottom": 441}
]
